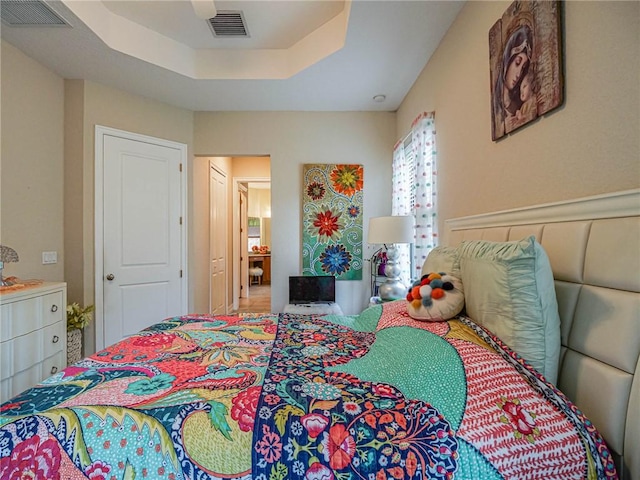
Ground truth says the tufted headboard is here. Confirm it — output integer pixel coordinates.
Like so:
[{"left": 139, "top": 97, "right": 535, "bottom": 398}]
[{"left": 444, "top": 189, "right": 639, "bottom": 480}]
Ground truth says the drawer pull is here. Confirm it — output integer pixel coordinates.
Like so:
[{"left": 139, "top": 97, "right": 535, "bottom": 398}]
[
  {"left": 51, "top": 366, "right": 58, "bottom": 374},
  {"left": 51, "top": 305, "right": 58, "bottom": 313},
  {"left": 52, "top": 335, "right": 59, "bottom": 343}
]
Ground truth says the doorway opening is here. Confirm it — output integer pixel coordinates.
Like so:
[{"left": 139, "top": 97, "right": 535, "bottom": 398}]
[
  {"left": 231, "top": 156, "right": 271, "bottom": 313},
  {"left": 236, "top": 181, "right": 271, "bottom": 313}
]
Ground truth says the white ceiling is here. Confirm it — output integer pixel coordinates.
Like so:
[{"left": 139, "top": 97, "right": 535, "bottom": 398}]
[{"left": 1, "top": 0, "right": 464, "bottom": 112}]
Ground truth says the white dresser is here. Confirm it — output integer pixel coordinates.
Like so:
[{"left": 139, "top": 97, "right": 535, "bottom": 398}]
[{"left": 0, "top": 282, "right": 67, "bottom": 404}]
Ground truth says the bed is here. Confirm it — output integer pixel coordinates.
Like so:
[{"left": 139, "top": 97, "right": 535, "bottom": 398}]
[{"left": 1, "top": 189, "right": 638, "bottom": 480}]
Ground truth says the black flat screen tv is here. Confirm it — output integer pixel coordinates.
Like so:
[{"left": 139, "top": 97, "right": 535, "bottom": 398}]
[{"left": 288, "top": 276, "right": 335, "bottom": 304}]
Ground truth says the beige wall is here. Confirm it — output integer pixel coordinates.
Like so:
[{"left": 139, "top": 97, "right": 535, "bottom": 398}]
[
  {"left": 63, "top": 80, "right": 194, "bottom": 354},
  {"left": 233, "top": 156, "right": 271, "bottom": 178},
  {"left": 398, "top": 1, "right": 640, "bottom": 238},
  {"left": 64, "top": 80, "right": 86, "bottom": 305},
  {"left": 1, "top": 41, "right": 64, "bottom": 281},
  {"left": 192, "top": 157, "right": 210, "bottom": 313},
  {"left": 194, "top": 112, "right": 397, "bottom": 313},
  {"left": 248, "top": 188, "right": 271, "bottom": 219},
  {"left": 4, "top": 0, "right": 637, "bottom": 348}
]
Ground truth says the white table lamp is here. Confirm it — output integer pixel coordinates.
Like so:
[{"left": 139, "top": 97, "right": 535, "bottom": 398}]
[
  {"left": 367, "top": 215, "right": 414, "bottom": 301},
  {"left": 191, "top": 0, "right": 217, "bottom": 19}
]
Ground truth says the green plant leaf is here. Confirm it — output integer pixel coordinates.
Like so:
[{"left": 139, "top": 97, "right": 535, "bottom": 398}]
[
  {"left": 274, "top": 404, "right": 304, "bottom": 436},
  {"left": 208, "top": 400, "right": 233, "bottom": 441},
  {"left": 66, "top": 303, "right": 94, "bottom": 330},
  {"left": 269, "top": 462, "right": 288, "bottom": 480}
]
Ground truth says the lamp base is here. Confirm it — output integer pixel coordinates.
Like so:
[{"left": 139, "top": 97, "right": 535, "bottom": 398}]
[
  {"left": 377, "top": 244, "right": 408, "bottom": 301},
  {"left": 0, "top": 263, "right": 7, "bottom": 286},
  {"left": 378, "top": 280, "right": 407, "bottom": 302}
]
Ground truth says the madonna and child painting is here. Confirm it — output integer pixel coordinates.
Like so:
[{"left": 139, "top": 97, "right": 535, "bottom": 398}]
[{"left": 489, "top": 0, "right": 563, "bottom": 140}]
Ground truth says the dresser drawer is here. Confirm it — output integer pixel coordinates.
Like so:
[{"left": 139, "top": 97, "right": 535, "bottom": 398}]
[
  {"left": 0, "top": 290, "right": 64, "bottom": 341},
  {"left": 0, "top": 350, "right": 66, "bottom": 403},
  {"left": 2, "top": 328, "right": 43, "bottom": 378},
  {"left": 0, "top": 300, "right": 39, "bottom": 341},
  {"left": 42, "top": 321, "right": 65, "bottom": 359},
  {"left": 41, "top": 291, "right": 65, "bottom": 326},
  {"left": 2, "top": 362, "right": 42, "bottom": 401},
  {"left": 0, "top": 322, "right": 65, "bottom": 378},
  {"left": 42, "top": 350, "right": 65, "bottom": 378},
  {"left": 0, "top": 339, "right": 12, "bottom": 380},
  {"left": 0, "top": 282, "right": 67, "bottom": 404}
]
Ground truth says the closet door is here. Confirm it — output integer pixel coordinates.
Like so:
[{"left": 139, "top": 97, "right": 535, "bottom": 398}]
[
  {"left": 210, "top": 164, "right": 228, "bottom": 314},
  {"left": 101, "top": 131, "right": 185, "bottom": 348}
]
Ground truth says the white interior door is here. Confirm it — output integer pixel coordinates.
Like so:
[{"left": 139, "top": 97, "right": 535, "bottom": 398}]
[
  {"left": 100, "top": 130, "right": 185, "bottom": 348},
  {"left": 210, "top": 164, "right": 227, "bottom": 314}
]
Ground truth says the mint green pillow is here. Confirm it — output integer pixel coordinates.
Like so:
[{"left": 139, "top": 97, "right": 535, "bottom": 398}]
[{"left": 453, "top": 236, "right": 560, "bottom": 384}]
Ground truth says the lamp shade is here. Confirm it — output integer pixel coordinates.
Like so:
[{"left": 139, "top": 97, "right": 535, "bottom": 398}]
[
  {"left": 191, "top": 0, "right": 217, "bottom": 19},
  {"left": 367, "top": 216, "right": 414, "bottom": 244}
]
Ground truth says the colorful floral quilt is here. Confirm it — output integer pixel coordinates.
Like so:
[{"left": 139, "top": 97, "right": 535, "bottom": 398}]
[{"left": 0, "top": 303, "right": 617, "bottom": 479}]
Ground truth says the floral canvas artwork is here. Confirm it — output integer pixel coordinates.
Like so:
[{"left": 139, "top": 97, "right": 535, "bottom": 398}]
[{"left": 302, "top": 164, "right": 363, "bottom": 280}]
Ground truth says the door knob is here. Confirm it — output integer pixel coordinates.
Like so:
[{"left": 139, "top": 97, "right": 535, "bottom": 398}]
[{"left": 106, "top": 274, "right": 115, "bottom": 281}]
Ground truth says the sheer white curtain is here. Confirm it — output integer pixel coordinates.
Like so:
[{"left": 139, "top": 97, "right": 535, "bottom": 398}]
[
  {"left": 411, "top": 113, "right": 439, "bottom": 277},
  {"left": 391, "top": 138, "right": 413, "bottom": 285},
  {"left": 392, "top": 112, "right": 438, "bottom": 283}
]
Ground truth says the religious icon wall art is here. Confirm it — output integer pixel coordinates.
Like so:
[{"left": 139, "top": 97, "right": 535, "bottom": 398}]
[
  {"left": 489, "top": 0, "right": 563, "bottom": 140},
  {"left": 302, "top": 164, "right": 363, "bottom": 280}
]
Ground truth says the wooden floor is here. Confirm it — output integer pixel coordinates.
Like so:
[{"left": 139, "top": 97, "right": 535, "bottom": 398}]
[{"left": 233, "top": 284, "right": 271, "bottom": 313}]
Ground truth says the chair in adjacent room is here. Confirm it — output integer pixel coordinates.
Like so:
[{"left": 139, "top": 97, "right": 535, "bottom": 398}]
[{"left": 248, "top": 267, "right": 263, "bottom": 285}]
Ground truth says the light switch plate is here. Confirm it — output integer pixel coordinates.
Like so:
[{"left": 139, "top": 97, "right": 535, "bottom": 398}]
[{"left": 42, "top": 251, "right": 57, "bottom": 264}]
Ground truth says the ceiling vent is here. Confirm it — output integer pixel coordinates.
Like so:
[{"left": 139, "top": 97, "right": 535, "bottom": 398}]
[
  {"left": 208, "top": 10, "right": 249, "bottom": 38},
  {"left": 1, "top": 0, "right": 70, "bottom": 27}
]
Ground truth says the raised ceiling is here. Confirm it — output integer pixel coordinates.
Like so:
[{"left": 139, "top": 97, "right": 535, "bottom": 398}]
[{"left": 0, "top": 0, "right": 464, "bottom": 111}]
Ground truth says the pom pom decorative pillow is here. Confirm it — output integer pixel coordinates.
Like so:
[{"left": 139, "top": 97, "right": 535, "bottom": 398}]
[{"left": 406, "top": 272, "right": 464, "bottom": 321}]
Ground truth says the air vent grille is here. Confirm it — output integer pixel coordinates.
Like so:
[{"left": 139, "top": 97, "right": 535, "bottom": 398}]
[
  {"left": 1, "top": 0, "right": 69, "bottom": 26},
  {"left": 208, "top": 10, "right": 249, "bottom": 37}
]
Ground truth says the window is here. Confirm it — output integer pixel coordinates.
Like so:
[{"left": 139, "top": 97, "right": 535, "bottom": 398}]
[
  {"left": 248, "top": 237, "right": 261, "bottom": 251},
  {"left": 248, "top": 217, "right": 261, "bottom": 251},
  {"left": 392, "top": 112, "right": 438, "bottom": 283}
]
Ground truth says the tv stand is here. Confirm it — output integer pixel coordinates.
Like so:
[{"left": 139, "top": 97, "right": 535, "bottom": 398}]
[{"left": 283, "top": 302, "right": 343, "bottom": 315}]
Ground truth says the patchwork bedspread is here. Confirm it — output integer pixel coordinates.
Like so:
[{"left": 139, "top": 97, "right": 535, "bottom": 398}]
[{"left": 0, "top": 302, "right": 617, "bottom": 479}]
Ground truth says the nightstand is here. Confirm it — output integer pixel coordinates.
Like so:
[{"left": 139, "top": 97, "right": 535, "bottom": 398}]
[{"left": 283, "top": 303, "right": 344, "bottom": 315}]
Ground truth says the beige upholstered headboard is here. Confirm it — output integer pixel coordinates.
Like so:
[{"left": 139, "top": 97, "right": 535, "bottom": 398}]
[{"left": 444, "top": 189, "right": 639, "bottom": 480}]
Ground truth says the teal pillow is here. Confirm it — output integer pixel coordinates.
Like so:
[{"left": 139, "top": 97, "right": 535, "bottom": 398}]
[{"left": 453, "top": 236, "right": 560, "bottom": 384}]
